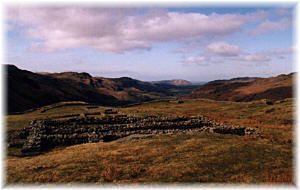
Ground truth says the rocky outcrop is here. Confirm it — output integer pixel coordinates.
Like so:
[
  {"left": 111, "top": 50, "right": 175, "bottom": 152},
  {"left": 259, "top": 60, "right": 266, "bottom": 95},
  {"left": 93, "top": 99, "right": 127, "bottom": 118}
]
[{"left": 8, "top": 115, "right": 259, "bottom": 155}]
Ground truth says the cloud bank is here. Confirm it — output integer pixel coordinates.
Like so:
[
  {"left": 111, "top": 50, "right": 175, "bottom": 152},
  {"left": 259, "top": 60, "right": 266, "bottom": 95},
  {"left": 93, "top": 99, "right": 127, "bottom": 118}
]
[
  {"left": 7, "top": 7, "right": 270, "bottom": 53},
  {"left": 183, "top": 42, "right": 293, "bottom": 65}
]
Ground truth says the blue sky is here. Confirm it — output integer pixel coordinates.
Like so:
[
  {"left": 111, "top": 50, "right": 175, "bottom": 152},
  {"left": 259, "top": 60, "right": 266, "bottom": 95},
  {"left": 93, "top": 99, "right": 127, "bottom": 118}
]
[{"left": 5, "top": 5, "right": 295, "bottom": 82}]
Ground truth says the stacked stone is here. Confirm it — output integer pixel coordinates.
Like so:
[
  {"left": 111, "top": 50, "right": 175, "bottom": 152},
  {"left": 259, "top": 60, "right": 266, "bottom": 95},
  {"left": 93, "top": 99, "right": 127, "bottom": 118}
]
[
  {"left": 7, "top": 128, "right": 30, "bottom": 148},
  {"left": 22, "top": 120, "right": 45, "bottom": 152},
  {"left": 7, "top": 115, "right": 259, "bottom": 154}
]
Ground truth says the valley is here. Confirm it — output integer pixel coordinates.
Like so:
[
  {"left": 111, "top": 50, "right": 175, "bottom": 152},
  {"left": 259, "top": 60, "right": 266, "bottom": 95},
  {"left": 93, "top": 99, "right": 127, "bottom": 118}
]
[{"left": 5, "top": 65, "right": 295, "bottom": 184}]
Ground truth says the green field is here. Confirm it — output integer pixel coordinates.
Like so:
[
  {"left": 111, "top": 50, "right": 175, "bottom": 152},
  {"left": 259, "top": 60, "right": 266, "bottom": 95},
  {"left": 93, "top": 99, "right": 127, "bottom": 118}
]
[{"left": 5, "top": 98, "right": 294, "bottom": 184}]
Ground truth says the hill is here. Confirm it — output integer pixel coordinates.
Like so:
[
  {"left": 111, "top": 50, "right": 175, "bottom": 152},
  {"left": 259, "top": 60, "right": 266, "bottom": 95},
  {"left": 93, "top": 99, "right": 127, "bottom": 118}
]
[
  {"left": 6, "top": 65, "right": 120, "bottom": 114},
  {"left": 205, "top": 77, "right": 258, "bottom": 85},
  {"left": 184, "top": 73, "right": 294, "bottom": 102},
  {"left": 45, "top": 72, "right": 173, "bottom": 102},
  {"left": 6, "top": 65, "right": 199, "bottom": 114}
]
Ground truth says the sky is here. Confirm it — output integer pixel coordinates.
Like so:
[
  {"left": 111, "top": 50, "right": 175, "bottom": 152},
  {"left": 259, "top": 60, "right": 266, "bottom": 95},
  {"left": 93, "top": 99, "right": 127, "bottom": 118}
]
[{"left": 4, "top": 5, "right": 296, "bottom": 82}]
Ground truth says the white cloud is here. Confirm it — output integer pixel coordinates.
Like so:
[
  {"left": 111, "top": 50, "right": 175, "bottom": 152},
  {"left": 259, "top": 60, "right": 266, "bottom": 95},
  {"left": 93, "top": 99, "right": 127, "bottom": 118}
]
[
  {"left": 242, "top": 53, "right": 271, "bottom": 62},
  {"left": 184, "top": 56, "right": 208, "bottom": 65},
  {"left": 248, "top": 17, "right": 291, "bottom": 35},
  {"left": 6, "top": 7, "right": 269, "bottom": 53},
  {"left": 206, "top": 41, "right": 241, "bottom": 56},
  {"left": 231, "top": 46, "right": 294, "bottom": 63},
  {"left": 185, "top": 45, "right": 293, "bottom": 66}
]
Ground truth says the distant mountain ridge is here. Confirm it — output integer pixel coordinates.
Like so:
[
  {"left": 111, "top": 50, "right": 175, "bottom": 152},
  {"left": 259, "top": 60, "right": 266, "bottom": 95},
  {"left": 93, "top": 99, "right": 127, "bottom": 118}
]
[
  {"left": 184, "top": 73, "right": 294, "bottom": 102},
  {"left": 6, "top": 65, "right": 199, "bottom": 114},
  {"left": 6, "top": 64, "right": 294, "bottom": 114},
  {"left": 206, "top": 77, "right": 258, "bottom": 85},
  {"left": 152, "top": 79, "right": 192, "bottom": 86}
]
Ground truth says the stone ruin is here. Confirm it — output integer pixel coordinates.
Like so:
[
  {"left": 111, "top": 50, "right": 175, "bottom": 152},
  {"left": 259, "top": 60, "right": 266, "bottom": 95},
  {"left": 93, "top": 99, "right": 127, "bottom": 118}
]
[
  {"left": 85, "top": 106, "right": 99, "bottom": 110},
  {"left": 104, "top": 109, "right": 118, "bottom": 114},
  {"left": 7, "top": 115, "right": 259, "bottom": 155}
]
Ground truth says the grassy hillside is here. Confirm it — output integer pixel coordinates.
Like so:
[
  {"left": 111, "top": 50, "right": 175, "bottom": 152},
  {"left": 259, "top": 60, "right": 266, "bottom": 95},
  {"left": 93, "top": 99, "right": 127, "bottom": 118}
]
[
  {"left": 6, "top": 65, "right": 119, "bottom": 114},
  {"left": 47, "top": 73, "right": 173, "bottom": 101},
  {"left": 6, "top": 98, "right": 294, "bottom": 184},
  {"left": 185, "top": 73, "right": 294, "bottom": 102}
]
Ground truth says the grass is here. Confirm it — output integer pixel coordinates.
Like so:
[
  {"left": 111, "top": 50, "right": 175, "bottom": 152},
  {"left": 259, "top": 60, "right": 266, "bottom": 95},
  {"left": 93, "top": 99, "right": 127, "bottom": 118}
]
[
  {"left": 5, "top": 98, "right": 295, "bottom": 184},
  {"left": 6, "top": 133, "right": 293, "bottom": 184},
  {"left": 122, "top": 98, "right": 294, "bottom": 127}
]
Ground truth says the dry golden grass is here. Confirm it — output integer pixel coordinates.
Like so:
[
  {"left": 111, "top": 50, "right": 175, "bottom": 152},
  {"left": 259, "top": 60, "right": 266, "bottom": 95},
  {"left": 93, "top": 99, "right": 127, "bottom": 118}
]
[
  {"left": 264, "top": 168, "right": 293, "bottom": 183},
  {"left": 5, "top": 98, "right": 295, "bottom": 184},
  {"left": 6, "top": 133, "right": 293, "bottom": 184},
  {"left": 234, "top": 74, "right": 292, "bottom": 95},
  {"left": 122, "top": 98, "right": 294, "bottom": 131}
]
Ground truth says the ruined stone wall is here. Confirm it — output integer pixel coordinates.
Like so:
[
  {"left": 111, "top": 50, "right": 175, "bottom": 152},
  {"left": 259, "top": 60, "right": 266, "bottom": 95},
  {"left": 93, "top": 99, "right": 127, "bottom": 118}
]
[{"left": 8, "top": 115, "right": 258, "bottom": 155}]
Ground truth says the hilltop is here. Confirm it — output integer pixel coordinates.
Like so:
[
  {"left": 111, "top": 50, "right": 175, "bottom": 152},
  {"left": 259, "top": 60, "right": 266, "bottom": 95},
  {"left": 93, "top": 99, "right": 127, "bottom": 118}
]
[{"left": 184, "top": 73, "right": 294, "bottom": 102}]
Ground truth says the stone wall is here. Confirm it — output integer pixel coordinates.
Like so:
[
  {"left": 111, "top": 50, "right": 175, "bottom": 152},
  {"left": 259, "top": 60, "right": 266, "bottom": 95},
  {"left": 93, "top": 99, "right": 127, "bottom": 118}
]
[{"left": 8, "top": 115, "right": 259, "bottom": 155}]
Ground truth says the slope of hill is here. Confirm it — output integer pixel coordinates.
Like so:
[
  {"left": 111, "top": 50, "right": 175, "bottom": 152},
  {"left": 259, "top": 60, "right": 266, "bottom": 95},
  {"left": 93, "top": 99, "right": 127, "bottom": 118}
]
[
  {"left": 6, "top": 65, "right": 199, "bottom": 114},
  {"left": 185, "top": 73, "right": 294, "bottom": 102},
  {"left": 45, "top": 72, "right": 173, "bottom": 102},
  {"left": 6, "top": 65, "right": 120, "bottom": 114},
  {"left": 206, "top": 77, "right": 258, "bottom": 85},
  {"left": 152, "top": 79, "right": 192, "bottom": 86}
]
